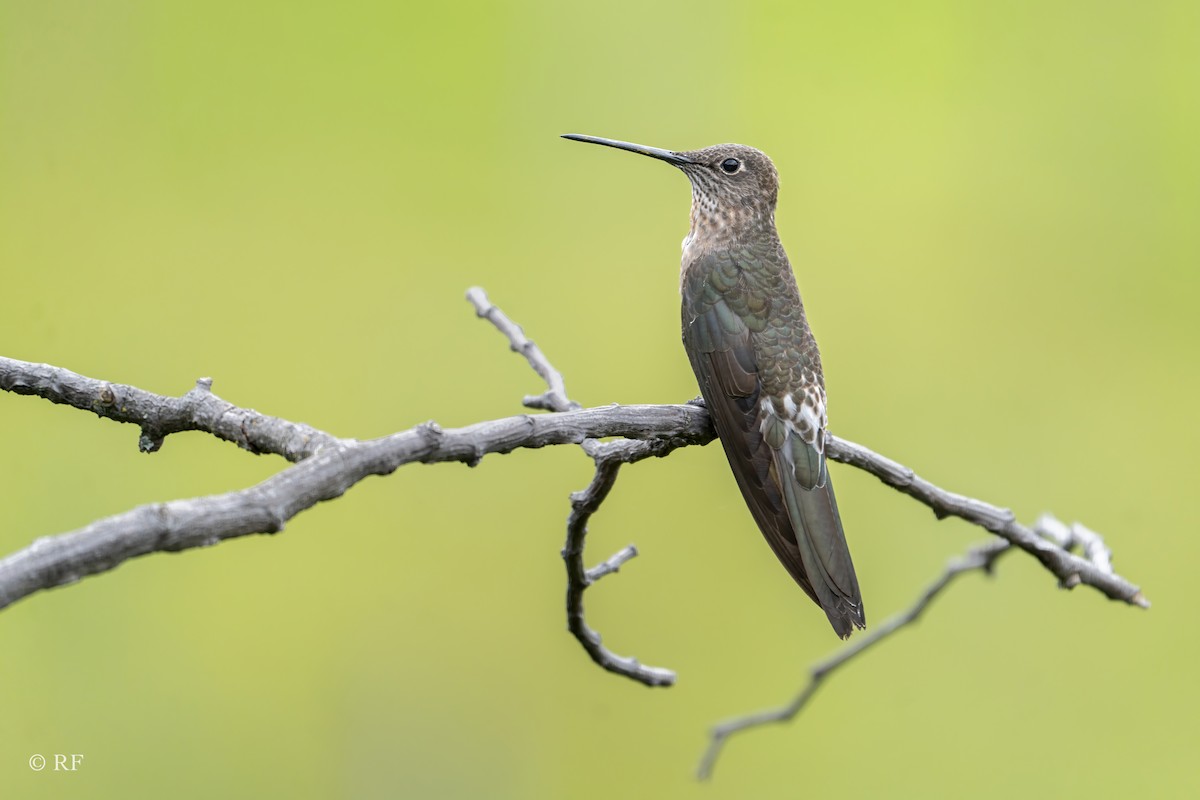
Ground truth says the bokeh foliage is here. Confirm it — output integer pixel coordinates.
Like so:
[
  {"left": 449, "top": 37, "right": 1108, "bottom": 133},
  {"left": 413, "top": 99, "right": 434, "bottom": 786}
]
[{"left": 1, "top": 1, "right": 1197, "bottom": 797}]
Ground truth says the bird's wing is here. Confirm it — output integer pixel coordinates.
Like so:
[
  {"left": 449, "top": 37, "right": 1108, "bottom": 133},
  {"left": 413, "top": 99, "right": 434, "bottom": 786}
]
[{"left": 682, "top": 257, "right": 864, "bottom": 638}]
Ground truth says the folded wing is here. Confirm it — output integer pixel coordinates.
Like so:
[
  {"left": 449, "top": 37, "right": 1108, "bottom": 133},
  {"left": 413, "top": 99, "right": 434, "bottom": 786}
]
[{"left": 683, "top": 267, "right": 864, "bottom": 638}]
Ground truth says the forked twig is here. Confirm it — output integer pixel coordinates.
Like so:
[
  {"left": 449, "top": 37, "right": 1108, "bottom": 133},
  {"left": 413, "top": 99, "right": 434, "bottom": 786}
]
[{"left": 468, "top": 286, "right": 679, "bottom": 685}]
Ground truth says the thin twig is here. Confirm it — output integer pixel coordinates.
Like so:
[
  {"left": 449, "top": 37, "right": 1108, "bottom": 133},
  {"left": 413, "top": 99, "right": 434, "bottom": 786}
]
[
  {"left": 696, "top": 514, "right": 1122, "bottom": 778},
  {"left": 696, "top": 539, "right": 1011, "bottom": 779},
  {"left": 0, "top": 357, "right": 336, "bottom": 460},
  {"left": 565, "top": 451, "right": 675, "bottom": 686},
  {"left": 824, "top": 436, "right": 1148, "bottom": 609},
  {"left": 586, "top": 545, "right": 638, "bottom": 583},
  {"left": 468, "top": 286, "right": 677, "bottom": 686},
  {"left": 467, "top": 287, "right": 578, "bottom": 413}
]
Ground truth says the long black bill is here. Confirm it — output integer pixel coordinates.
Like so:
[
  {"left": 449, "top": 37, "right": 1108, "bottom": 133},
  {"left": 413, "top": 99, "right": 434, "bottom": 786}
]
[{"left": 561, "top": 134, "right": 694, "bottom": 166}]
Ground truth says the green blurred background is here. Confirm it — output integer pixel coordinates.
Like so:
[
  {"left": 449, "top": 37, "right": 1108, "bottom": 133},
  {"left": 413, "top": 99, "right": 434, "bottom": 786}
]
[{"left": 2, "top": 1, "right": 1197, "bottom": 797}]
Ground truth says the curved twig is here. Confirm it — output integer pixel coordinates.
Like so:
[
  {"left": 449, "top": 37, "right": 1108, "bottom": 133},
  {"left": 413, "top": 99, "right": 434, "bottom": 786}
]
[
  {"left": 696, "top": 514, "right": 1122, "bottom": 778},
  {"left": 469, "top": 286, "right": 679, "bottom": 685},
  {"left": 696, "top": 539, "right": 1010, "bottom": 779}
]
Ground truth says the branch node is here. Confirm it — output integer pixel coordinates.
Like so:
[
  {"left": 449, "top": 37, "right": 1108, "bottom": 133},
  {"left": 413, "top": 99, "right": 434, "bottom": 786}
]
[
  {"left": 265, "top": 509, "right": 287, "bottom": 534},
  {"left": 195, "top": 377, "right": 214, "bottom": 393},
  {"left": 418, "top": 421, "right": 445, "bottom": 448},
  {"left": 586, "top": 545, "right": 638, "bottom": 582},
  {"left": 1060, "top": 573, "right": 1082, "bottom": 589},
  {"left": 1033, "top": 513, "right": 1070, "bottom": 547},
  {"left": 138, "top": 429, "right": 164, "bottom": 453},
  {"left": 522, "top": 393, "right": 556, "bottom": 411}
]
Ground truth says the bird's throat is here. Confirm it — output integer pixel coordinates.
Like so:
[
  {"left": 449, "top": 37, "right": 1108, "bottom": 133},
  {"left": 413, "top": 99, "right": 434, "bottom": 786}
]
[
  {"left": 680, "top": 188, "right": 776, "bottom": 279},
  {"left": 681, "top": 189, "right": 727, "bottom": 265}
]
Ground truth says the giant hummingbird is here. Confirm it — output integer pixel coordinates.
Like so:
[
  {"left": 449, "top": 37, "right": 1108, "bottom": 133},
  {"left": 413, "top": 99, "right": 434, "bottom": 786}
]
[{"left": 562, "top": 134, "right": 865, "bottom": 638}]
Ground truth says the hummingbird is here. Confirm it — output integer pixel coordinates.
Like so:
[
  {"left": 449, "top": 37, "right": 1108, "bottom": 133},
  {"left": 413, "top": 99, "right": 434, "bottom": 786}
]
[{"left": 562, "top": 134, "right": 864, "bottom": 638}]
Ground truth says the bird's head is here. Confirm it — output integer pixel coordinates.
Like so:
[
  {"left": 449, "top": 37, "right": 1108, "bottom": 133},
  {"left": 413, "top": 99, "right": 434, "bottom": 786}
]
[{"left": 562, "top": 134, "right": 780, "bottom": 234}]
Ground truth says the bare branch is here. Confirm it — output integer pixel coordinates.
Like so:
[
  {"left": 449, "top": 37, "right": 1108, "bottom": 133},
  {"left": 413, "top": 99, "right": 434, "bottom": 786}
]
[
  {"left": 465, "top": 287, "right": 1147, "bottom": 690},
  {"left": 468, "top": 286, "right": 678, "bottom": 686},
  {"left": 696, "top": 538, "right": 1009, "bottom": 779},
  {"left": 824, "top": 437, "right": 1148, "bottom": 609},
  {"left": 0, "top": 356, "right": 336, "bottom": 460},
  {"left": 0, "top": 288, "right": 1146, "bottom": 720},
  {"left": 463, "top": 289, "right": 1148, "bottom": 750},
  {"left": 467, "top": 287, "right": 578, "bottom": 413},
  {"left": 565, "top": 451, "right": 676, "bottom": 686},
  {"left": 0, "top": 347, "right": 1147, "bottom": 612},
  {"left": 0, "top": 405, "right": 711, "bottom": 612},
  {"left": 696, "top": 514, "right": 1123, "bottom": 778}
]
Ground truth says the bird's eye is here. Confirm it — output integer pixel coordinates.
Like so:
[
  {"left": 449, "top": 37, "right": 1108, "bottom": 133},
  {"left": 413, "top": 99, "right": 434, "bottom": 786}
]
[{"left": 719, "top": 158, "right": 741, "bottom": 174}]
